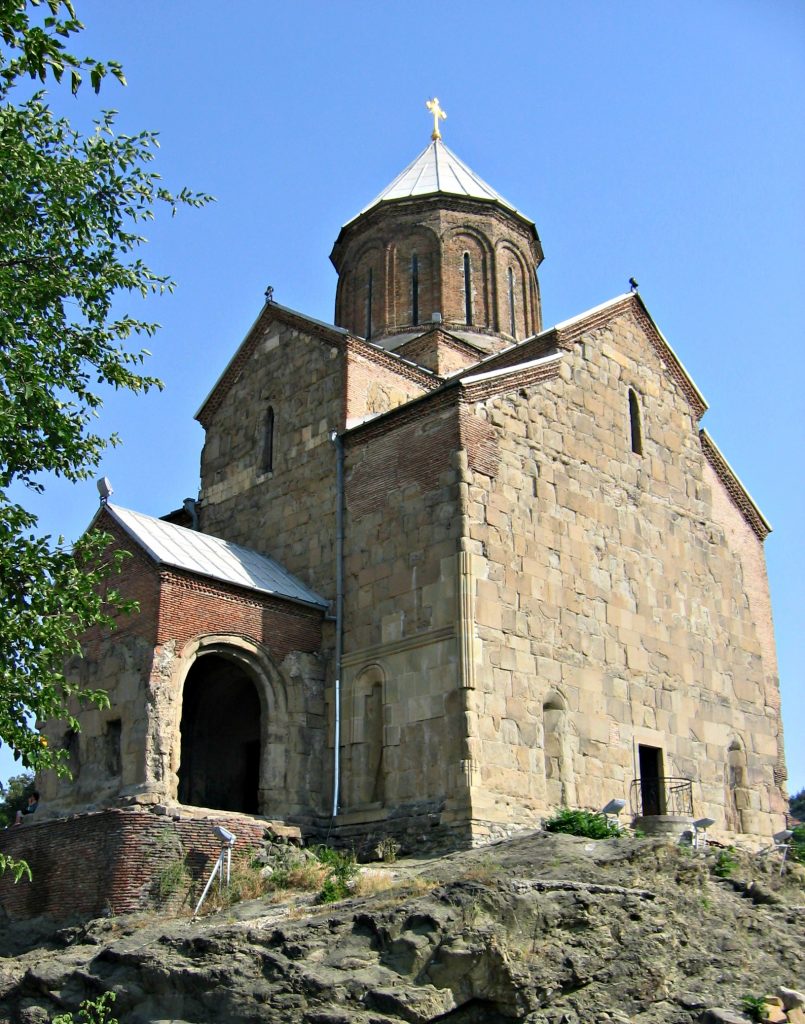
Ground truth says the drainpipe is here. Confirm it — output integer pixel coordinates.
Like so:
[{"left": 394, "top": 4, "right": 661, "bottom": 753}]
[{"left": 329, "top": 431, "right": 345, "bottom": 818}]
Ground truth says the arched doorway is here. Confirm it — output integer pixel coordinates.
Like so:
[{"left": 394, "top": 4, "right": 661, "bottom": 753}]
[{"left": 178, "top": 653, "right": 261, "bottom": 813}]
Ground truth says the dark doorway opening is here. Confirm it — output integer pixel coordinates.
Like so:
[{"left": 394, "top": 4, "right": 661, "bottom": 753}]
[
  {"left": 638, "top": 744, "right": 664, "bottom": 816},
  {"left": 178, "top": 654, "right": 261, "bottom": 813}
]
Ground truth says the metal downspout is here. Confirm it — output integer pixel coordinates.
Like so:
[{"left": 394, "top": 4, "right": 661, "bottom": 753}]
[{"left": 330, "top": 431, "right": 345, "bottom": 818}]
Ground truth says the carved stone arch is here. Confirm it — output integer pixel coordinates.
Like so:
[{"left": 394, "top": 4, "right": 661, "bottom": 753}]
[
  {"left": 444, "top": 226, "right": 494, "bottom": 328},
  {"left": 172, "top": 634, "right": 290, "bottom": 814},
  {"left": 346, "top": 662, "right": 387, "bottom": 809},
  {"left": 542, "top": 688, "right": 577, "bottom": 809},
  {"left": 345, "top": 240, "right": 385, "bottom": 340},
  {"left": 389, "top": 225, "right": 440, "bottom": 328},
  {"left": 496, "top": 241, "right": 531, "bottom": 339},
  {"left": 725, "top": 735, "right": 750, "bottom": 833}
]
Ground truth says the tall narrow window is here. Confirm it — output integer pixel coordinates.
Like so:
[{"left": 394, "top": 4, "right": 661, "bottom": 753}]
[
  {"left": 411, "top": 253, "right": 419, "bottom": 325},
  {"left": 365, "top": 268, "right": 373, "bottom": 340},
  {"left": 508, "top": 266, "right": 516, "bottom": 337},
  {"left": 463, "top": 252, "right": 473, "bottom": 325},
  {"left": 262, "top": 405, "right": 275, "bottom": 473},
  {"left": 628, "top": 388, "right": 643, "bottom": 455}
]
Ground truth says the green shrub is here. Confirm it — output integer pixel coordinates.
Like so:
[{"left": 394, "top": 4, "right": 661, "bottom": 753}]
[
  {"left": 155, "top": 856, "right": 191, "bottom": 902},
  {"left": 713, "top": 848, "right": 739, "bottom": 878},
  {"left": 544, "top": 807, "right": 623, "bottom": 840},
  {"left": 789, "top": 823, "right": 805, "bottom": 865},
  {"left": 312, "top": 845, "right": 358, "bottom": 902},
  {"left": 740, "top": 994, "right": 767, "bottom": 1022},
  {"left": 51, "top": 992, "right": 118, "bottom": 1024}
]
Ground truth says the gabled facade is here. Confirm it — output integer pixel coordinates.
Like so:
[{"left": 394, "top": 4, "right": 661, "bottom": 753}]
[{"left": 41, "top": 129, "right": 788, "bottom": 849}]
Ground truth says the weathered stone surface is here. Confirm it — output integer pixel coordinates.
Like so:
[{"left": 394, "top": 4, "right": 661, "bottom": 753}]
[{"left": 0, "top": 832, "right": 802, "bottom": 1024}]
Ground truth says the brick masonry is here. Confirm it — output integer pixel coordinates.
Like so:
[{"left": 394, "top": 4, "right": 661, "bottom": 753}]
[{"left": 0, "top": 809, "right": 267, "bottom": 923}]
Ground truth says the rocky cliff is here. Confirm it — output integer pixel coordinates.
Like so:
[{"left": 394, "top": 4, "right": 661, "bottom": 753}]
[{"left": 0, "top": 832, "right": 802, "bottom": 1024}]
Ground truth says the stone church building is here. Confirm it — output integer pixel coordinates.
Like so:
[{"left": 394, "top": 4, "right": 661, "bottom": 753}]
[{"left": 39, "top": 116, "right": 788, "bottom": 849}]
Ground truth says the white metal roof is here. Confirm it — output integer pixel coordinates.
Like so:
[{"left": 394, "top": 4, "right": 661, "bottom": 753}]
[
  {"left": 102, "top": 504, "right": 328, "bottom": 609},
  {"left": 352, "top": 140, "right": 527, "bottom": 222}
]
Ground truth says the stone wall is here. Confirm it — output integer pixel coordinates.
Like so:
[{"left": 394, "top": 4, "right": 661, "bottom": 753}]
[
  {"left": 39, "top": 520, "right": 328, "bottom": 820},
  {"left": 198, "top": 316, "right": 343, "bottom": 600},
  {"left": 456, "top": 306, "right": 786, "bottom": 841},
  {"left": 0, "top": 809, "right": 267, "bottom": 923},
  {"left": 338, "top": 398, "right": 468, "bottom": 825}
]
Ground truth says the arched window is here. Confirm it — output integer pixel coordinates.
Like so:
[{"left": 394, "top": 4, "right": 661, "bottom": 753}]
[
  {"left": 628, "top": 388, "right": 643, "bottom": 455},
  {"left": 411, "top": 253, "right": 419, "bottom": 325},
  {"left": 463, "top": 252, "right": 473, "bottom": 325},
  {"left": 542, "top": 693, "right": 576, "bottom": 808},
  {"left": 262, "top": 405, "right": 275, "bottom": 473},
  {"left": 365, "top": 268, "right": 373, "bottom": 340},
  {"left": 508, "top": 266, "right": 516, "bottom": 337}
]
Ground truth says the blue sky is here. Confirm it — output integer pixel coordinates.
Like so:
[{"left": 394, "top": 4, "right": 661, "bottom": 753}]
[{"left": 3, "top": 0, "right": 803, "bottom": 795}]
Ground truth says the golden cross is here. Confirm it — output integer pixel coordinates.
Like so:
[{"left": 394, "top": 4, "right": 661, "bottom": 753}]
[{"left": 426, "top": 97, "right": 447, "bottom": 141}]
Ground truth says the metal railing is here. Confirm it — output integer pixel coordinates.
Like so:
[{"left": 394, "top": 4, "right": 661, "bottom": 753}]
[{"left": 629, "top": 776, "right": 693, "bottom": 817}]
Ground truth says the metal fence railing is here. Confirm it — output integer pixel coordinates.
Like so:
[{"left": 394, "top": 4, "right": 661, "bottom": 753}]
[{"left": 629, "top": 776, "right": 693, "bottom": 817}]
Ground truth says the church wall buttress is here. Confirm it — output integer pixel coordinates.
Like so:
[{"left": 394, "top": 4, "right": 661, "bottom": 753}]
[{"left": 339, "top": 403, "right": 465, "bottom": 819}]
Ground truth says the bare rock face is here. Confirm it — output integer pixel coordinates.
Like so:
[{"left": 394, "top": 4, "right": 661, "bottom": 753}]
[{"left": 0, "top": 833, "right": 802, "bottom": 1023}]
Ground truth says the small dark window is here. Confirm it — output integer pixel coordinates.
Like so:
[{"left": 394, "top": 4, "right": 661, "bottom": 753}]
[
  {"left": 508, "top": 266, "right": 516, "bottom": 337},
  {"left": 463, "top": 252, "right": 473, "bottom": 325},
  {"left": 262, "top": 405, "right": 275, "bottom": 472},
  {"left": 628, "top": 388, "right": 643, "bottom": 455},
  {"left": 411, "top": 253, "right": 419, "bottom": 325},
  {"left": 105, "top": 719, "right": 122, "bottom": 776},
  {"left": 63, "top": 729, "right": 80, "bottom": 778},
  {"left": 365, "top": 268, "right": 373, "bottom": 340}
]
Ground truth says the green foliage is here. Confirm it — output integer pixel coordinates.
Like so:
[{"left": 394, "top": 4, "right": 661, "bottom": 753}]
[
  {"left": 313, "top": 845, "right": 358, "bottom": 903},
  {"left": 740, "top": 994, "right": 768, "bottom": 1023},
  {"left": 544, "top": 807, "right": 624, "bottom": 840},
  {"left": 0, "top": 771, "right": 34, "bottom": 826},
  {"left": 0, "top": 2, "right": 210, "bottom": 790},
  {"left": 789, "top": 823, "right": 805, "bottom": 866},
  {"left": 790, "top": 788, "right": 805, "bottom": 822},
  {"left": 155, "top": 856, "right": 190, "bottom": 903},
  {"left": 51, "top": 990, "right": 118, "bottom": 1024},
  {"left": 713, "top": 848, "right": 739, "bottom": 878}
]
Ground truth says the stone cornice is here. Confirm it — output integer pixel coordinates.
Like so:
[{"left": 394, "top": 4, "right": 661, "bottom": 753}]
[
  {"left": 196, "top": 302, "right": 350, "bottom": 429},
  {"left": 346, "top": 336, "right": 441, "bottom": 389},
  {"left": 699, "top": 429, "right": 771, "bottom": 541}
]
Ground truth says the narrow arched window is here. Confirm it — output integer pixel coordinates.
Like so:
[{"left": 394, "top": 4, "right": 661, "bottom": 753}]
[
  {"left": 508, "top": 266, "right": 516, "bottom": 337},
  {"left": 463, "top": 252, "right": 473, "bottom": 325},
  {"left": 628, "top": 388, "right": 643, "bottom": 455},
  {"left": 411, "top": 253, "right": 419, "bottom": 325},
  {"left": 365, "top": 268, "right": 373, "bottom": 340},
  {"left": 262, "top": 405, "right": 275, "bottom": 472}
]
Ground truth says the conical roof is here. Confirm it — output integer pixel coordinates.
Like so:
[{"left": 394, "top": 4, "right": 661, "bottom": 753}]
[{"left": 349, "top": 139, "right": 531, "bottom": 225}]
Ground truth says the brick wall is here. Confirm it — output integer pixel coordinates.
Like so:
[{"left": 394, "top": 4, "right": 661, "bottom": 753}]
[
  {"left": 0, "top": 810, "right": 267, "bottom": 923},
  {"left": 332, "top": 198, "right": 543, "bottom": 344}
]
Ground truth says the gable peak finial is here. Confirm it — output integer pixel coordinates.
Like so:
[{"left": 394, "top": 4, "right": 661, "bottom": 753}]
[{"left": 425, "top": 97, "right": 447, "bottom": 141}]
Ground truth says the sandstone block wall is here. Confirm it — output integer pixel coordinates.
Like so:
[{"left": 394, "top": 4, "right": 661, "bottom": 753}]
[
  {"left": 457, "top": 307, "right": 786, "bottom": 841},
  {"left": 338, "top": 400, "right": 466, "bottom": 822},
  {"left": 199, "top": 318, "right": 343, "bottom": 600}
]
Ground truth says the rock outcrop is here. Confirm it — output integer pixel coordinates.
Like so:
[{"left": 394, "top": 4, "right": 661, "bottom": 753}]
[{"left": 0, "top": 832, "right": 802, "bottom": 1023}]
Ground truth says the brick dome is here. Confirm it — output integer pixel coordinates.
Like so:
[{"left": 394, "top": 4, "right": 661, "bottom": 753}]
[{"left": 330, "top": 141, "right": 544, "bottom": 350}]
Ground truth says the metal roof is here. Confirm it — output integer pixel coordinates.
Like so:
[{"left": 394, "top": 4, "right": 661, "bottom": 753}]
[
  {"left": 352, "top": 140, "right": 528, "bottom": 223},
  {"left": 103, "top": 504, "right": 328, "bottom": 609}
]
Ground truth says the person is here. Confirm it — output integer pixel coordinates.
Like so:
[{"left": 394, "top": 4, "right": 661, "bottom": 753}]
[{"left": 14, "top": 791, "right": 39, "bottom": 825}]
